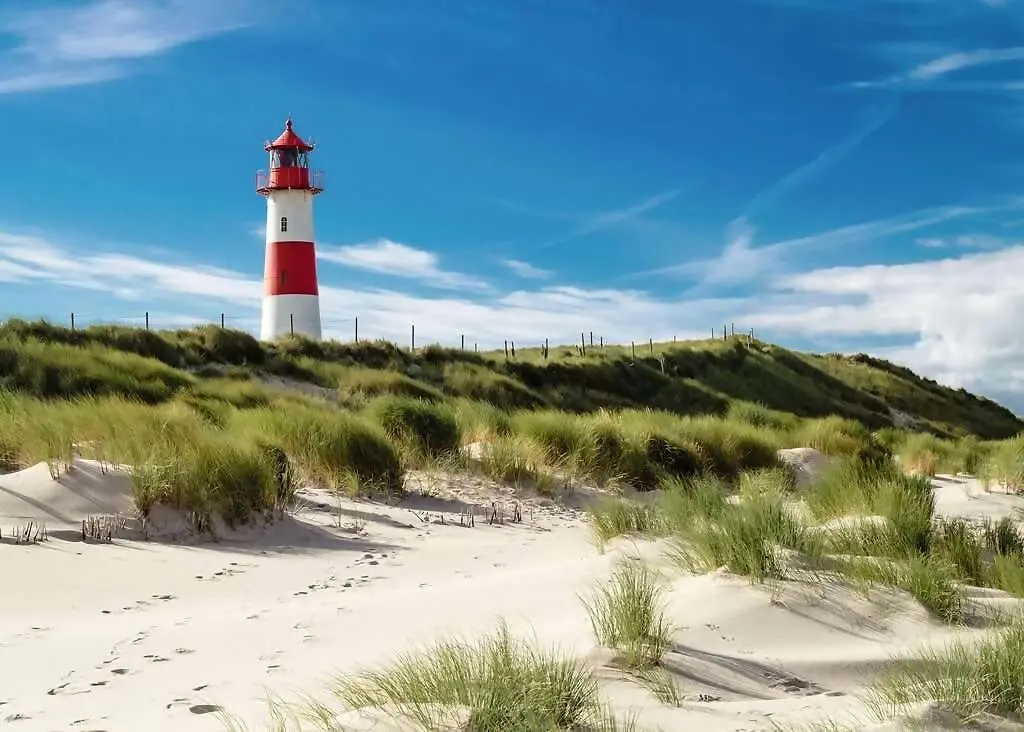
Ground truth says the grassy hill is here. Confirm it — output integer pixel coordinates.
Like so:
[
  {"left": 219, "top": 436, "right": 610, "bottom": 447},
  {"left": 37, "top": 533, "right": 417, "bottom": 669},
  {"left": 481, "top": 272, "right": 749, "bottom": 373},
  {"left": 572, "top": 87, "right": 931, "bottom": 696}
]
[
  {"left": 0, "top": 318, "right": 1017, "bottom": 440},
  {"left": 0, "top": 317, "right": 1022, "bottom": 528}
]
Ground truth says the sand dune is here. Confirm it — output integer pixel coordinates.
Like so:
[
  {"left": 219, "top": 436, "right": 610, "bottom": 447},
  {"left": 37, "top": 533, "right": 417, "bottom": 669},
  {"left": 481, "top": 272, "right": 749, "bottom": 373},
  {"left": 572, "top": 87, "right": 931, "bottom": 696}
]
[{"left": 0, "top": 460, "right": 1022, "bottom": 731}]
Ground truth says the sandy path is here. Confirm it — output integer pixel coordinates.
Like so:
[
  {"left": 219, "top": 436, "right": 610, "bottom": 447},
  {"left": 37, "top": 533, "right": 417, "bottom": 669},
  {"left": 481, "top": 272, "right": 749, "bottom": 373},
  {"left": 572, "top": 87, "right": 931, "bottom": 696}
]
[{"left": 0, "top": 463, "right": 1018, "bottom": 731}]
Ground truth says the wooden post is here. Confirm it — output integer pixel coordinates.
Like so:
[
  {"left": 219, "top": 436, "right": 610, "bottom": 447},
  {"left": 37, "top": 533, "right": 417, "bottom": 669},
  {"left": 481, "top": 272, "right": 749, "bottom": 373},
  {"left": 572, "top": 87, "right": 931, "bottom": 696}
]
[
  {"left": 731, "top": 322, "right": 735, "bottom": 337},
  {"left": 599, "top": 336, "right": 603, "bottom": 348},
  {"left": 355, "top": 316, "right": 359, "bottom": 343},
  {"left": 589, "top": 331, "right": 593, "bottom": 347},
  {"left": 649, "top": 338, "right": 654, "bottom": 354},
  {"left": 581, "top": 331, "right": 586, "bottom": 357},
  {"left": 511, "top": 340, "right": 516, "bottom": 358},
  {"left": 461, "top": 334, "right": 465, "bottom": 351},
  {"left": 290, "top": 313, "right": 295, "bottom": 335},
  {"left": 220, "top": 313, "right": 225, "bottom": 328},
  {"left": 411, "top": 324, "right": 415, "bottom": 352},
  {"left": 70, "top": 312, "right": 75, "bottom": 331},
  {"left": 631, "top": 341, "right": 635, "bottom": 359},
  {"left": 145, "top": 311, "right": 149, "bottom": 331},
  {"left": 504, "top": 340, "right": 509, "bottom": 358},
  {"left": 544, "top": 337, "right": 549, "bottom": 359},
  {"left": 474, "top": 343, "right": 478, "bottom": 352}
]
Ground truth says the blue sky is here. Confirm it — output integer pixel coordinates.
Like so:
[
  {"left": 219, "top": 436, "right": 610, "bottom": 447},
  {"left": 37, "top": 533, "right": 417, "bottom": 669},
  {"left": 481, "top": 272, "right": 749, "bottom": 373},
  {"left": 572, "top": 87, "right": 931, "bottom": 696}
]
[{"left": 2, "top": 0, "right": 1024, "bottom": 411}]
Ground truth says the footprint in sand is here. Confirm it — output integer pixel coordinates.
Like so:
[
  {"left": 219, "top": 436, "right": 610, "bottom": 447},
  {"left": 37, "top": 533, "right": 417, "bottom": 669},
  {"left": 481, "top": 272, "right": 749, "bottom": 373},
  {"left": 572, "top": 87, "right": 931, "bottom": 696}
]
[{"left": 190, "top": 704, "right": 222, "bottom": 715}]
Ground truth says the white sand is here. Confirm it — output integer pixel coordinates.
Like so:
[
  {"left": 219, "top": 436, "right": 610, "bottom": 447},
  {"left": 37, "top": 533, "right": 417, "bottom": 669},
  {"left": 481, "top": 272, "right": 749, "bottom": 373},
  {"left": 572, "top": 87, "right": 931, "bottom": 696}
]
[{"left": 0, "top": 461, "right": 1022, "bottom": 731}]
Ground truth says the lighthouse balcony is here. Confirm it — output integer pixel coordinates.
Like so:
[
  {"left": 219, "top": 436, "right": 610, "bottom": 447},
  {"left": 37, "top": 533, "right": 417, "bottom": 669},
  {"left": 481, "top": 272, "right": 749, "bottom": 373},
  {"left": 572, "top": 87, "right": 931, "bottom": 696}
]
[{"left": 256, "top": 168, "right": 325, "bottom": 195}]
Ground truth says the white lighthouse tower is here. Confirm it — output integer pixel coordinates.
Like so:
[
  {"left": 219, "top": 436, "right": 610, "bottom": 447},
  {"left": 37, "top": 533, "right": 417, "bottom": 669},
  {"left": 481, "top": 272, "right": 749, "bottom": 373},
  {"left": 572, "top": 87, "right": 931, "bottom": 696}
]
[{"left": 256, "top": 118, "right": 324, "bottom": 341}]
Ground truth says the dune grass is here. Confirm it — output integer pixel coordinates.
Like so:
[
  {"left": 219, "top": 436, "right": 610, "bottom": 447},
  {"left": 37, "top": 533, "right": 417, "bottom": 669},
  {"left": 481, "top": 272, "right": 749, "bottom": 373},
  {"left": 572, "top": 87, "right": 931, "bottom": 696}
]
[
  {"left": 870, "top": 618, "right": 1024, "bottom": 723},
  {"left": 0, "top": 319, "right": 1020, "bottom": 544},
  {"left": 580, "top": 560, "right": 674, "bottom": 670},
  {"left": 332, "top": 621, "right": 631, "bottom": 732},
  {"left": 586, "top": 454, "right": 1024, "bottom": 625}
]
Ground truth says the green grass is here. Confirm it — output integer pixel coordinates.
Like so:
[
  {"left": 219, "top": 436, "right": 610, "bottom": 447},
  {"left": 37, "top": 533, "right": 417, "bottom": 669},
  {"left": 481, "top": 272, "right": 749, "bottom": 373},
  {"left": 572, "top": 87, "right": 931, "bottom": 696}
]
[
  {"left": 870, "top": 618, "right": 1024, "bottom": 722},
  {"left": 332, "top": 621, "right": 627, "bottom": 732},
  {"left": 0, "top": 320, "right": 1018, "bottom": 439},
  {"left": 580, "top": 560, "right": 674, "bottom": 670},
  {"left": 0, "top": 319, "right": 1021, "bottom": 540},
  {"left": 365, "top": 395, "right": 461, "bottom": 461},
  {"left": 586, "top": 457, "right": 1024, "bottom": 625}
]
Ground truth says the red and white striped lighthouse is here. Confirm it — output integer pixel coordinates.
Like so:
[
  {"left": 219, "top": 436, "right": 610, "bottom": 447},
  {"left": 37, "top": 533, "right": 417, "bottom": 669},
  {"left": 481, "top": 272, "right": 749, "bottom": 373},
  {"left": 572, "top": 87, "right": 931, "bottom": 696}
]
[{"left": 256, "top": 118, "right": 324, "bottom": 341}]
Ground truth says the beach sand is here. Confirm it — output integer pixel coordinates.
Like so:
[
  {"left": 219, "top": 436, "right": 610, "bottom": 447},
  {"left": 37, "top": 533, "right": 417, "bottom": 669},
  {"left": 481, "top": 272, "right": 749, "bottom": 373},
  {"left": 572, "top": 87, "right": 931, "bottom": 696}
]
[{"left": 0, "top": 459, "right": 1021, "bottom": 731}]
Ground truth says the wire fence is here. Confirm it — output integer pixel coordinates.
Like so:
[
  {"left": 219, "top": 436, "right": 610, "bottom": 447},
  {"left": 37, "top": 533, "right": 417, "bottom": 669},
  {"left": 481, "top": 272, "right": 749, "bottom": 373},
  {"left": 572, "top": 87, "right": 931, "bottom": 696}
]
[{"left": 0, "top": 310, "right": 760, "bottom": 359}]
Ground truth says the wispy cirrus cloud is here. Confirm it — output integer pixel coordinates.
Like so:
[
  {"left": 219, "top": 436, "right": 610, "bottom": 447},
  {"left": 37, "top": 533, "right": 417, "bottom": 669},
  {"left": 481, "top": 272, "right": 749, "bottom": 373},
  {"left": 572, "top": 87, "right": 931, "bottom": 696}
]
[
  {"left": 0, "top": 0, "right": 256, "bottom": 94},
  {"left": 854, "top": 47, "right": 1024, "bottom": 89},
  {"left": 916, "top": 233, "right": 1014, "bottom": 249},
  {"left": 538, "top": 188, "right": 683, "bottom": 249},
  {"left": 319, "top": 239, "right": 490, "bottom": 292},
  {"left": 498, "top": 258, "right": 552, "bottom": 280},
  {"left": 635, "top": 200, "right": 1017, "bottom": 286}
]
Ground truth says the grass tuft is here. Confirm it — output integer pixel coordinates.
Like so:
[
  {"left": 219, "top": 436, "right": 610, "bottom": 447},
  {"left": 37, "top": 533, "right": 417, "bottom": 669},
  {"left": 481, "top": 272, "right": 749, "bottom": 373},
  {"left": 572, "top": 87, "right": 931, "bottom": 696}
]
[
  {"left": 580, "top": 560, "right": 673, "bottom": 670},
  {"left": 333, "top": 621, "right": 618, "bottom": 732}
]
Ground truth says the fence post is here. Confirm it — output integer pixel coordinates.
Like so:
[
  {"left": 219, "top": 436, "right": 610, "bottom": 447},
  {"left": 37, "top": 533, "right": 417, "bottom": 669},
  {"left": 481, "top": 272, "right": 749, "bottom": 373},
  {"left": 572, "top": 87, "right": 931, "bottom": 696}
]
[
  {"left": 355, "top": 316, "right": 359, "bottom": 343},
  {"left": 511, "top": 340, "right": 516, "bottom": 358},
  {"left": 411, "top": 324, "right": 415, "bottom": 352},
  {"left": 544, "top": 337, "right": 549, "bottom": 360},
  {"left": 145, "top": 311, "right": 149, "bottom": 331},
  {"left": 290, "top": 313, "right": 295, "bottom": 335},
  {"left": 649, "top": 338, "right": 654, "bottom": 354},
  {"left": 631, "top": 341, "right": 635, "bottom": 360},
  {"left": 599, "top": 336, "right": 603, "bottom": 348},
  {"left": 220, "top": 313, "right": 225, "bottom": 328},
  {"left": 474, "top": 343, "right": 478, "bottom": 352},
  {"left": 461, "top": 334, "right": 465, "bottom": 351},
  {"left": 504, "top": 340, "right": 509, "bottom": 358},
  {"left": 731, "top": 322, "right": 735, "bottom": 337},
  {"left": 581, "top": 331, "right": 586, "bottom": 357},
  {"left": 70, "top": 312, "right": 75, "bottom": 331},
  {"left": 589, "top": 331, "right": 593, "bottom": 347}
]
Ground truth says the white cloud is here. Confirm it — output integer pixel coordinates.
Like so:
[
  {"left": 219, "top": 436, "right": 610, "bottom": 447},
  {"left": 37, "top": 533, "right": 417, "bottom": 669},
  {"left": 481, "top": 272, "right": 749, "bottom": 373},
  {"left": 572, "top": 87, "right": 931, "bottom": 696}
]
[
  {"left": 499, "top": 258, "right": 552, "bottom": 279},
  {"left": 319, "top": 239, "right": 490, "bottom": 291},
  {"left": 0, "top": 0, "right": 254, "bottom": 94},
  {"left": 743, "top": 246, "right": 1024, "bottom": 398}
]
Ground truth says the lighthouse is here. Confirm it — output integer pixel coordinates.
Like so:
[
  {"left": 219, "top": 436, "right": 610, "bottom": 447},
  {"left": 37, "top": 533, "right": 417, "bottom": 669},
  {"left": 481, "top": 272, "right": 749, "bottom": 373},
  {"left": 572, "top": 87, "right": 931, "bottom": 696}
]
[{"left": 256, "top": 118, "right": 324, "bottom": 342}]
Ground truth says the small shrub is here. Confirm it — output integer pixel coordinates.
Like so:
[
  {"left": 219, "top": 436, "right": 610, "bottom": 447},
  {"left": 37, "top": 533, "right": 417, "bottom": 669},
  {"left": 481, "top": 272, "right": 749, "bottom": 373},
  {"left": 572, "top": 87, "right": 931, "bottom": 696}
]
[
  {"left": 235, "top": 406, "right": 402, "bottom": 495},
  {"left": 367, "top": 396, "right": 461, "bottom": 459}
]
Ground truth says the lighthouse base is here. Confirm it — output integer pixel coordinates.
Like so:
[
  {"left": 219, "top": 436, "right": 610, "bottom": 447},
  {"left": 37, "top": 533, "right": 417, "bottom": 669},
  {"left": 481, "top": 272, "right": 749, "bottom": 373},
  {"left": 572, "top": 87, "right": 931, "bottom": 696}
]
[{"left": 260, "top": 294, "right": 322, "bottom": 341}]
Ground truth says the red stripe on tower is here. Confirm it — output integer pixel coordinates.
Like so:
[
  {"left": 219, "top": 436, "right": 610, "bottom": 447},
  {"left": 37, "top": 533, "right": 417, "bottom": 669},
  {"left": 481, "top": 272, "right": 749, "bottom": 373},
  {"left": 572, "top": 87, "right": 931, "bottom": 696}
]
[{"left": 263, "top": 241, "right": 320, "bottom": 296}]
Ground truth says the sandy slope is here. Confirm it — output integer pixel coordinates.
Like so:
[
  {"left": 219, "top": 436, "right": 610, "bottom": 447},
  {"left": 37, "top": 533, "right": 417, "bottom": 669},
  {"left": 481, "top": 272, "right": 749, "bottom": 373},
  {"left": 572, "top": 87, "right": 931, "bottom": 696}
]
[{"left": 0, "top": 462, "right": 1021, "bottom": 731}]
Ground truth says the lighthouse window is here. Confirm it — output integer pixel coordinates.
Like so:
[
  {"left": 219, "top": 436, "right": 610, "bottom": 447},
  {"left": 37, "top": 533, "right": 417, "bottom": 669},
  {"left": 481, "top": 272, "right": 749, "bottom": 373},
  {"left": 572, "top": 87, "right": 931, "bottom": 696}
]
[{"left": 280, "top": 217, "right": 288, "bottom": 233}]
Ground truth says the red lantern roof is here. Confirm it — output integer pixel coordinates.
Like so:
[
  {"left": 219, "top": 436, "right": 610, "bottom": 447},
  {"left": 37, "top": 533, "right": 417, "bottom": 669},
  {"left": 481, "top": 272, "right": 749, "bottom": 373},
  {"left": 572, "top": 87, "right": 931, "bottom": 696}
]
[{"left": 265, "top": 118, "right": 314, "bottom": 152}]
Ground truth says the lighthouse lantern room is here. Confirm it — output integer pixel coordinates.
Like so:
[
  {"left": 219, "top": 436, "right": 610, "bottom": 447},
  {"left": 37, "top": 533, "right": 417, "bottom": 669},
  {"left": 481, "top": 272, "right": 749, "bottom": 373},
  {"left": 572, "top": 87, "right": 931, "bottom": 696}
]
[{"left": 256, "top": 118, "right": 324, "bottom": 342}]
